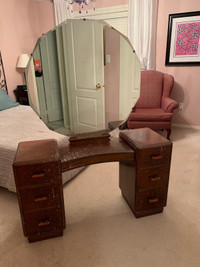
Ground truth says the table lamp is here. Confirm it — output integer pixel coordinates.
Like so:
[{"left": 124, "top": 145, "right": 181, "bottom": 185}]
[{"left": 17, "top": 54, "right": 29, "bottom": 85}]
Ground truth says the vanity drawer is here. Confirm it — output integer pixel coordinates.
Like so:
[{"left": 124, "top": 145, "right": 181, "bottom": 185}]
[
  {"left": 137, "top": 146, "right": 171, "bottom": 169},
  {"left": 15, "top": 162, "right": 61, "bottom": 188},
  {"left": 135, "top": 187, "right": 168, "bottom": 212},
  {"left": 137, "top": 165, "right": 170, "bottom": 190},
  {"left": 24, "top": 208, "right": 64, "bottom": 236},
  {"left": 20, "top": 185, "right": 61, "bottom": 212}
]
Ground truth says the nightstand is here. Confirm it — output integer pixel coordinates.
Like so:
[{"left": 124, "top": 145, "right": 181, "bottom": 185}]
[{"left": 14, "top": 87, "right": 29, "bottom": 105}]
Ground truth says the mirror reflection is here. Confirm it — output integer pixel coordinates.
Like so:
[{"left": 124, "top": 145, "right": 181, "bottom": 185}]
[{"left": 26, "top": 19, "right": 141, "bottom": 135}]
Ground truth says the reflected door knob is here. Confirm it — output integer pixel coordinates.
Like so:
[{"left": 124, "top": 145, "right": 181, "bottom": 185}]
[{"left": 96, "top": 83, "right": 101, "bottom": 89}]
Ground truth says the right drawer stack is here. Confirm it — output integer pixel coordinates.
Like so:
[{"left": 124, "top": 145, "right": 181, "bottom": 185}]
[
  {"left": 119, "top": 128, "right": 172, "bottom": 218},
  {"left": 135, "top": 145, "right": 172, "bottom": 216}
]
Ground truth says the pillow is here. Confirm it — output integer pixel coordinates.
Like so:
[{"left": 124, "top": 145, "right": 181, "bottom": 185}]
[{"left": 0, "top": 89, "right": 19, "bottom": 110}]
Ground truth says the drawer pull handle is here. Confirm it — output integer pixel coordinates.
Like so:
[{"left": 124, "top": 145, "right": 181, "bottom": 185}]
[
  {"left": 38, "top": 220, "right": 50, "bottom": 227},
  {"left": 149, "top": 198, "right": 159, "bottom": 203},
  {"left": 151, "top": 155, "right": 162, "bottom": 160},
  {"left": 150, "top": 175, "right": 161, "bottom": 182},
  {"left": 34, "top": 196, "right": 48, "bottom": 202},
  {"left": 32, "top": 173, "right": 45, "bottom": 179}
]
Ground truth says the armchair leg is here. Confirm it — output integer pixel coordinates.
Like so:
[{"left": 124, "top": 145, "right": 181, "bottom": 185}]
[{"left": 166, "top": 128, "right": 171, "bottom": 140}]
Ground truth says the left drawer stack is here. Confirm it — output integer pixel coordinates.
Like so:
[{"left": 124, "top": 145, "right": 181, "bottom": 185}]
[{"left": 13, "top": 139, "right": 66, "bottom": 242}]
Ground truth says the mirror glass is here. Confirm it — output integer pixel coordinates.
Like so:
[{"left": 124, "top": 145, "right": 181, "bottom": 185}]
[{"left": 26, "top": 19, "right": 141, "bottom": 135}]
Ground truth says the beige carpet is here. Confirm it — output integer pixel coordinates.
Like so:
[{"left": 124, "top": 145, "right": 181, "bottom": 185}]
[{"left": 0, "top": 127, "right": 200, "bottom": 267}]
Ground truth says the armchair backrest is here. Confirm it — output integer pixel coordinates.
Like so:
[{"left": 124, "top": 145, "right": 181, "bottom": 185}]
[{"left": 135, "top": 70, "right": 174, "bottom": 109}]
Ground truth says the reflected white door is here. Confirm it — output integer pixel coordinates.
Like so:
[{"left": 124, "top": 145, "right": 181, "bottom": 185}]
[{"left": 63, "top": 20, "right": 105, "bottom": 134}]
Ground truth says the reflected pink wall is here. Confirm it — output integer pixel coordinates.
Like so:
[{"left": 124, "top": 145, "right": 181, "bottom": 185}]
[
  {"left": 105, "top": 27, "right": 120, "bottom": 126},
  {"left": 156, "top": 0, "right": 200, "bottom": 126}
]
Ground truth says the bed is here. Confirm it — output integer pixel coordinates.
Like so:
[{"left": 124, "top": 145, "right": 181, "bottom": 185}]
[
  {"left": 0, "top": 104, "right": 83, "bottom": 193},
  {"left": 0, "top": 51, "right": 84, "bottom": 192}
]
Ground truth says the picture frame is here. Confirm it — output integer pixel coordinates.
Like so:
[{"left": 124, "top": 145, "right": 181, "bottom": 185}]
[
  {"left": 0, "top": 51, "right": 8, "bottom": 93},
  {"left": 165, "top": 11, "right": 200, "bottom": 66}
]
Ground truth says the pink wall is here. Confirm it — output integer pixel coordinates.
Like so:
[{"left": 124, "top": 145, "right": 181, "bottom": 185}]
[
  {"left": 1, "top": 0, "right": 127, "bottom": 100},
  {"left": 36, "top": 0, "right": 55, "bottom": 35},
  {"left": 156, "top": 0, "right": 200, "bottom": 126},
  {"left": 0, "top": 0, "right": 54, "bottom": 99},
  {"left": 3, "top": 0, "right": 200, "bottom": 127},
  {"left": 0, "top": 0, "right": 38, "bottom": 99}
]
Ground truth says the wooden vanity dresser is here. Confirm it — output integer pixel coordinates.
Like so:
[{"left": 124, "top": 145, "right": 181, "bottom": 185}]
[{"left": 13, "top": 128, "right": 172, "bottom": 242}]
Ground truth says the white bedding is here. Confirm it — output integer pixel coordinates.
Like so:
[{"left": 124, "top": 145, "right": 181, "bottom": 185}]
[{"left": 0, "top": 105, "right": 82, "bottom": 192}]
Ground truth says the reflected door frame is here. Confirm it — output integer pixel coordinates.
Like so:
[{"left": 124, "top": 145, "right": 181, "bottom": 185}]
[{"left": 73, "top": 5, "right": 128, "bottom": 36}]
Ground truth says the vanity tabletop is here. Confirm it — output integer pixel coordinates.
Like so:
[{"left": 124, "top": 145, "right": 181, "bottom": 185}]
[{"left": 59, "top": 135, "right": 134, "bottom": 172}]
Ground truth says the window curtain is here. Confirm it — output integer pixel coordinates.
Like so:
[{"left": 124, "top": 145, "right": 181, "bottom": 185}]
[
  {"left": 53, "top": 0, "right": 73, "bottom": 26},
  {"left": 128, "top": 0, "right": 158, "bottom": 70}
]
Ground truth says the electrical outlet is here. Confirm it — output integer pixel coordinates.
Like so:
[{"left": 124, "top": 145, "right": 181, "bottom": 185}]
[
  {"left": 106, "top": 54, "right": 111, "bottom": 63},
  {"left": 179, "top": 102, "right": 183, "bottom": 110}
]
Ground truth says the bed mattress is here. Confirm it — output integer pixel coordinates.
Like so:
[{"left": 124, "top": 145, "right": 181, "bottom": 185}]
[{"left": 0, "top": 105, "right": 82, "bottom": 192}]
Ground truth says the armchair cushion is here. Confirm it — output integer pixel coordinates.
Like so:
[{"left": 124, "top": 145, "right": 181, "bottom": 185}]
[
  {"left": 135, "top": 71, "right": 163, "bottom": 108},
  {"left": 128, "top": 108, "right": 172, "bottom": 122}
]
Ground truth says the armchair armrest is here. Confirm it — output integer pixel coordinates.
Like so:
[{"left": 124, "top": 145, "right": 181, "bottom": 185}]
[{"left": 162, "top": 97, "right": 179, "bottom": 113}]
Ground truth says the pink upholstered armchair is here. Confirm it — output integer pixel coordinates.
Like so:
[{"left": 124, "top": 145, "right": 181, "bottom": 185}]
[{"left": 127, "top": 70, "right": 178, "bottom": 139}]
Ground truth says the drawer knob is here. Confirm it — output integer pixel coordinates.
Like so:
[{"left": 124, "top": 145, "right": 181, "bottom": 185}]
[
  {"left": 34, "top": 196, "right": 48, "bottom": 202},
  {"left": 150, "top": 175, "right": 161, "bottom": 182},
  {"left": 151, "top": 155, "right": 162, "bottom": 160},
  {"left": 38, "top": 220, "right": 50, "bottom": 227},
  {"left": 32, "top": 173, "right": 45, "bottom": 179},
  {"left": 149, "top": 198, "right": 159, "bottom": 203}
]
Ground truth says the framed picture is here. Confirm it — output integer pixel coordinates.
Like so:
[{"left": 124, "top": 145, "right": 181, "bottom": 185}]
[{"left": 165, "top": 11, "right": 200, "bottom": 66}]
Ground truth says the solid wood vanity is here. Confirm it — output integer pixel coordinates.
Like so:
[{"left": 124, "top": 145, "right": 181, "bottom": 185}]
[{"left": 13, "top": 128, "right": 172, "bottom": 242}]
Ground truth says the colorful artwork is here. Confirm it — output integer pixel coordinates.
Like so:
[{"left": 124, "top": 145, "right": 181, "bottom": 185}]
[{"left": 175, "top": 22, "right": 200, "bottom": 56}]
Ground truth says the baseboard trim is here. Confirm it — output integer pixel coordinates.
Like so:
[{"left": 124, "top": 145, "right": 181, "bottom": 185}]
[{"left": 172, "top": 123, "right": 200, "bottom": 130}]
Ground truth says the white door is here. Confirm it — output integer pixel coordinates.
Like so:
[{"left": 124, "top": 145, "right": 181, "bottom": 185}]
[
  {"left": 40, "top": 31, "right": 63, "bottom": 122},
  {"left": 63, "top": 20, "right": 105, "bottom": 134}
]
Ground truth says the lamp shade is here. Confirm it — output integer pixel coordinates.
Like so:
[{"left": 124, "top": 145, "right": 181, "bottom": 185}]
[{"left": 17, "top": 54, "right": 30, "bottom": 68}]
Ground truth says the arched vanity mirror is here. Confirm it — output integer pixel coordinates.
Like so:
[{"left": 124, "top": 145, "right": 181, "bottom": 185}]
[{"left": 26, "top": 19, "right": 141, "bottom": 135}]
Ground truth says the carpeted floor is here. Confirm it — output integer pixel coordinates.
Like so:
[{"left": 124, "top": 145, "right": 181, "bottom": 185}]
[{"left": 0, "top": 127, "right": 200, "bottom": 267}]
